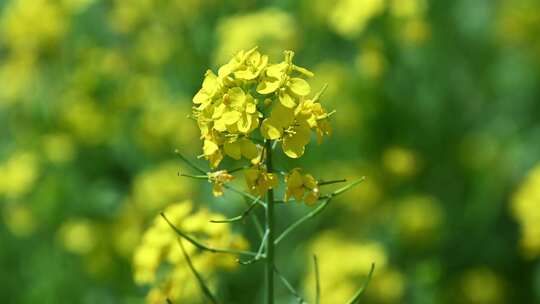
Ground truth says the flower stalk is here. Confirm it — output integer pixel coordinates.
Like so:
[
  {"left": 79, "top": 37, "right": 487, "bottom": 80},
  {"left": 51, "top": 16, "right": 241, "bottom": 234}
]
[{"left": 264, "top": 139, "right": 276, "bottom": 304}]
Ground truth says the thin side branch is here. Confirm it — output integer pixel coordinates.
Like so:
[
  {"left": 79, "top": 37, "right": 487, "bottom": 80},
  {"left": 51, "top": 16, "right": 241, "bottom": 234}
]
[
  {"left": 238, "top": 229, "right": 268, "bottom": 265},
  {"left": 178, "top": 239, "right": 219, "bottom": 304},
  {"left": 275, "top": 177, "right": 366, "bottom": 245},
  {"left": 161, "top": 212, "right": 258, "bottom": 257},
  {"left": 174, "top": 150, "right": 206, "bottom": 174},
  {"left": 179, "top": 173, "right": 207, "bottom": 179},
  {"left": 210, "top": 197, "right": 259, "bottom": 223},
  {"left": 274, "top": 265, "right": 306, "bottom": 304},
  {"left": 318, "top": 178, "right": 347, "bottom": 186},
  {"left": 345, "top": 263, "right": 375, "bottom": 304},
  {"left": 313, "top": 255, "right": 320, "bottom": 304},
  {"left": 274, "top": 197, "right": 332, "bottom": 245},
  {"left": 223, "top": 184, "right": 266, "bottom": 208}
]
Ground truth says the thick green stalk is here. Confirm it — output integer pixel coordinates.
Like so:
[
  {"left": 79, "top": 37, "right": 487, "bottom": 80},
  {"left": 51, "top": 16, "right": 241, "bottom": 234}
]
[{"left": 265, "top": 140, "right": 275, "bottom": 304}]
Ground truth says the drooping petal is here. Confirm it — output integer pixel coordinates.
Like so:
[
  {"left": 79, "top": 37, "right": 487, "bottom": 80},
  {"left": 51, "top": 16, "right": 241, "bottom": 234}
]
[
  {"left": 237, "top": 112, "right": 252, "bottom": 133},
  {"left": 221, "top": 110, "right": 241, "bottom": 125},
  {"left": 224, "top": 141, "right": 242, "bottom": 160},
  {"left": 287, "top": 169, "right": 304, "bottom": 189},
  {"left": 270, "top": 103, "right": 295, "bottom": 127},
  {"left": 282, "top": 136, "right": 306, "bottom": 158},
  {"left": 279, "top": 91, "right": 297, "bottom": 108},
  {"left": 289, "top": 78, "right": 311, "bottom": 96},
  {"left": 202, "top": 70, "right": 219, "bottom": 94},
  {"left": 257, "top": 78, "right": 281, "bottom": 94},
  {"left": 240, "top": 139, "right": 259, "bottom": 160},
  {"left": 266, "top": 62, "right": 287, "bottom": 79},
  {"left": 261, "top": 118, "right": 282, "bottom": 140},
  {"left": 203, "top": 139, "right": 219, "bottom": 156},
  {"left": 228, "top": 87, "right": 245, "bottom": 107}
]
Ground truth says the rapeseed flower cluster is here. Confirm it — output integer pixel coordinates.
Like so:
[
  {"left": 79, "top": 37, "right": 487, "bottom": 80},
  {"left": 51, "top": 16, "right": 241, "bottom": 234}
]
[{"left": 192, "top": 48, "right": 333, "bottom": 203}]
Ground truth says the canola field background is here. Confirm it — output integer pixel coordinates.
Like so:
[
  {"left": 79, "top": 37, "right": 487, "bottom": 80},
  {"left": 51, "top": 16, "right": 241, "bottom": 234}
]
[{"left": 1, "top": 0, "right": 540, "bottom": 303}]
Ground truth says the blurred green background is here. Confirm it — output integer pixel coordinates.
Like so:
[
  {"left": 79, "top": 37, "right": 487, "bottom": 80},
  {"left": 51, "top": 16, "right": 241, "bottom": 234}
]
[{"left": 1, "top": 0, "right": 540, "bottom": 303}]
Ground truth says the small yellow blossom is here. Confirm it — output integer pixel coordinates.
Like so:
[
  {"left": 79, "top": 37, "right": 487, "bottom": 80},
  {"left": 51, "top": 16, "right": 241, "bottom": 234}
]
[
  {"left": 245, "top": 166, "right": 278, "bottom": 197},
  {"left": 207, "top": 170, "right": 235, "bottom": 197},
  {"left": 257, "top": 51, "right": 312, "bottom": 109},
  {"left": 284, "top": 168, "right": 320, "bottom": 205}
]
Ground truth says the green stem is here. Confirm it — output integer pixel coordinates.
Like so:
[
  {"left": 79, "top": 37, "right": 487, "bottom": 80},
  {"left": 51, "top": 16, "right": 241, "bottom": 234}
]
[{"left": 265, "top": 140, "right": 275, "bottom": 304}]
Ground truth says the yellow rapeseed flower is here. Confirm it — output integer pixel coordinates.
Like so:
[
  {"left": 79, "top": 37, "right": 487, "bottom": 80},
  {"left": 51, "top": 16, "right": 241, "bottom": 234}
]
[
  {"left": 245, "top": 166, "right": 278, "bottom": 197},
  {"left": 207, "top": 170, "right": 235, "bottom": 197},
  {"left": 284, "top": 168, "right": 320, "bottom": 205}
]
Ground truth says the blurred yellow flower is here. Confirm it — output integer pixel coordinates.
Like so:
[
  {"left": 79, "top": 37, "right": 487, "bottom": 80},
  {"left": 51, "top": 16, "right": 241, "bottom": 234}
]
[
  {"left": 3, "top": 204, "right": 37, "bottom": 238},
  {"left": 0, "top": 53, "right": 37, "bottom": 105},
  {"left": 0, "top": 152, "right": 39, "bottom": 200},
  {"left": 356, "top": 44, "right": 387, "bottom": 80},
  {"left": 132, "top": 161, "right": 193, "bottom": 211},
  {"left": 304, "top": 232, "right": 388, "bottom": 303},
  {"left": 367, "top": 267, "right": 405, "bottom": 303},
  {"left": 57, "top": 219, "right": 98, "bottom": 255},
  {"left": 329, "top": 0, "right": 386, "bottom": 39},
  {"left": 134, "top": 24, "right": 173, "bottom": 66},
  {"left": 511, "top": 164, "right": 540, "bottom": 258},
  {"left": 459, "top": 268, "right": 506, "bottom": 304},
  {"left": 42, "top": 133, "right": 76, "bottom": 164},
  {"left": 497, "top": 0, "right": 540, "bottom": 62},
  {"left": 61, "top": 96, "right": 108, "bottom": 145},
  {"left": 389, "top": 0, "right": 427, "bottom": 18},
  {"left": 397, "top": 195, "right": 442, "bottom": 244},
  {"left": 214, "top": 9, "right": 296, "bottom": 64},
  {"left": 0, "top": 0, "right": 67, "bottom": 51},
  {"left": 133, "top": 200, "right": 248, "bottom": 303},
  {"left": 382, "top": 146, "right": 419, "bottom": 177}
]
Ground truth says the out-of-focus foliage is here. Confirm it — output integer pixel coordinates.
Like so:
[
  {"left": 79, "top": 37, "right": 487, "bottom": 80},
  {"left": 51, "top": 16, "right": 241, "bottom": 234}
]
[{"left": 1, "top": 0, "right": 540, "bottom": 303}]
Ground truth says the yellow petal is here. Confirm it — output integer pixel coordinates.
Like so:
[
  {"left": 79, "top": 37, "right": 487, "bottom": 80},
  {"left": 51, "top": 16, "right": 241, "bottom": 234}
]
[
  {"left": 193, "top": 90, "right": 208, "bottom": 104},
  {"left": 303, "top": 174, "right": 318, "bottom": 189},
  {"left": 237, "top": 113, "right": 252, "bottom": 133},
  {"left": 257, "top": 78, "right": 281, "bottom": 94},
  {"left": 240, "top": 139, "right": 259, "bottom": 160},
  {"left": 224, "top": 141, "right": 242, "bottom": 160},
  {"left": 287, "top": 169, "right": 304, "bottom": 189},
  {"left": 202, "top": 70, "right": 219, "bottom": 93},
  {"left": 270, "top": 103, "right": 295, "bottom": 127},
  {"left": 292, "top": 187, "right": 304, "bottom": 201},
  {"left": 266, "top": 62, "right": 287, "bottom": 79},
  {"left": 203, "top": 139, "right": 219, "bottom": 156},
  {"left": 212, "top": 183, "right": 224, "bottom": 197},
  {"left": 304, "top": 191, "right": 319, "bottom": 205},
  {"left": 208, "top": 151, "right": 223, "bottom": 168},
  {"left": 282, "top": 124, "right": 310, "bottom": 158},
  {"left": 245, "top": 168, "right": 258, "bottom": 184},
  {"left": 261, "top": 118, "right": 282, "bottom": 140},
  {"left": 212, "top": 103, "right": 226, "bottom": 119},
  {"left": 213, "top": 118, "right": 227, "bottom": 132},
  {"left": 289, "top": 78, "right": 310, "bottom": 96},
  {"left": 228, "top": 87, "right": 245, "bottom": 107},
  {"left": 245, "top": 102, "right": 257, "bottom": 114},
  {"left": 221, "top": 110, "right": 241, "bottom": 125},
  {"left": 279, "top": 91, "right": 297, "bottom": 108}
]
